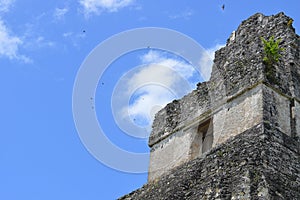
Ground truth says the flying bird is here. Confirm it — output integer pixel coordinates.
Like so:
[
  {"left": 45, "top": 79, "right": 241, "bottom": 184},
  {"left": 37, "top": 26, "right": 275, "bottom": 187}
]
[{"left": 222, "top": 4, "right": 225, "bottom": 10}]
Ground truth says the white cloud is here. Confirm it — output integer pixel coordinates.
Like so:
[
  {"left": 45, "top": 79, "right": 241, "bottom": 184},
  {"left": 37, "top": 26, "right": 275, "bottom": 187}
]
[
  {"left": 0, "top": 20, "right": 31, "bottom": 63},
  {"left": 116, "top": 50, "right": 196, "bottom": 130},
  {"left": 35, "top": 36, "right": 55, "bottom": 48},
  {"left": 54, "top": 7, "right": 69, "bottom": 20},
  {"left": 79, "top": 0, "right": 134, "bottom": 16},
  {"left": 137, "top": 50, "right": 196, "bottom": 86},
  {"left": 62, "top": 31, "right": 86, "bottom": 48},
  {"left": 63, "top": 32, "right": 73, "bottom": 37},
  {"left": 169, "top": 9, "right": 194, "bottom": 20},
  {"left": 126, "top": 86, "right": 175, "bottom": 124},
  {"left": 0, "top": 0, "right": 15, "bottom": 13},
  {"left": 0, "top": 0, "right": 32, "bottom": 63}
]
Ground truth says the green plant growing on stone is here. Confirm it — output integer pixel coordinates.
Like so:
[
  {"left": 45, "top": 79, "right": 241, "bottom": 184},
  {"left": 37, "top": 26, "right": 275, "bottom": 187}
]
[
  {"left": 287, "top": 19, "right": 293, "bottom": 27},
  {"left": 217, "top": 150, "right": 223, "bottom": 157},
  {"left": 261, "top": 36, "right": 284, "bottom": 66}
]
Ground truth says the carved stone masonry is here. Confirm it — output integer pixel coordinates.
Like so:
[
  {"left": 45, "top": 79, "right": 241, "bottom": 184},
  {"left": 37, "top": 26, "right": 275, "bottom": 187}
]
[{"left": 120, "top": 12, "right": 300, "bottom": 200}]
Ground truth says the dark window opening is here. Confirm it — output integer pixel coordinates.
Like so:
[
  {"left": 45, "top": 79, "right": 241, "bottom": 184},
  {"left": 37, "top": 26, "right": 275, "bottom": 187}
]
[{"left": 190, "top": 119, "right": 213, "bottom": 159}]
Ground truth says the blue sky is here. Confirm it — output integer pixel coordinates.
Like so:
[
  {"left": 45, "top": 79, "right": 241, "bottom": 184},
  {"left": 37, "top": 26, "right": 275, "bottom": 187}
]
[{"left": 1, "top": 0, "right": 299, "bottom": 199}]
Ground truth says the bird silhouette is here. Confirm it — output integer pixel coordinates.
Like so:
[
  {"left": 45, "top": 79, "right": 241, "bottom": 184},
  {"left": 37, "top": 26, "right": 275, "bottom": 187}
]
[{"left": 222, "top": 4, "right": 225, "bottom": 10}]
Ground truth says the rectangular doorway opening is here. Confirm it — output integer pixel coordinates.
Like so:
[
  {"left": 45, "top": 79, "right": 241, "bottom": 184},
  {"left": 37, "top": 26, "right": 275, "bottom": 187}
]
[{"left": 190, "top": 118, "right": 213, "bottom": 159}]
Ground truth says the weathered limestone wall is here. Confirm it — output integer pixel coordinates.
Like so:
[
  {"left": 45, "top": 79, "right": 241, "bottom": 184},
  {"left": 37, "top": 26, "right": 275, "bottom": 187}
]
[
  {"left": 263, "top": 85, "right": 292, "bottom": 136},
  {"left": 150, "top": 12, "right": 300, "bottom": 147},
  {"left": 295, "top": 101, "right": 300, "bottom": 140},
  {"left": 120, "top": 123, "right": 300, "bottom": 199},
  {"left": 148, "top": 83, "right": 294, "bottom": 181},
  {"left": 213, "top": 84, "right": 293, "bottom": 146},
  {"left": 121, "top": 12, "right": 300, "bottom": 199},
  {"left": 149, "top": 82, "right": 210, "bottom": 147},
  {"left": 213, "top": 84, "right": 264, "bottom": 146},
  {"left": 149, "top": 84, "right": 263, "bottom": 181},
  {"left": 148, "top": 130, "right": 192, "bottom": 181},
  {"left": 147, "top": 13, "right": 300, "bottom": 182},
  {"left": 149, "top": 119, "right": 214, "bottom": 181},
  {"left": 211, "top": 12, "right": 300, "bottom": 99}
]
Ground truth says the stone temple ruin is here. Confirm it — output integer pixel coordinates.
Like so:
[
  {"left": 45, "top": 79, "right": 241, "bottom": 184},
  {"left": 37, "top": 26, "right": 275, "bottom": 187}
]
[{"left": 121, "top": 13, "right": 300, "bottom": 199}]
